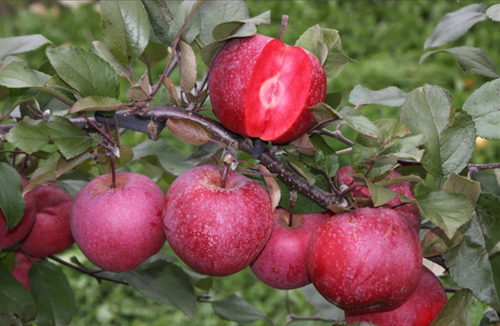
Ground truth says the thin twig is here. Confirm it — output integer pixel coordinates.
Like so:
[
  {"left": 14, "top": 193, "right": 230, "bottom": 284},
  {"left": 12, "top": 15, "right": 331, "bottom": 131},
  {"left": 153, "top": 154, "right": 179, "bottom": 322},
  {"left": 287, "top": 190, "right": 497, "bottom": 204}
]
[{"left": 314, "top": 129, "right": 354, "bottom": 146}]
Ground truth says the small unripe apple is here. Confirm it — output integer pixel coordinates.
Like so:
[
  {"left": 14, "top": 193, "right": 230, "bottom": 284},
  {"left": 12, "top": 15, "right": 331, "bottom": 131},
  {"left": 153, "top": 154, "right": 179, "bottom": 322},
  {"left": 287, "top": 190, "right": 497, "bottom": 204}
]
[
  {"left": 346, "top": 266, "right": 448, "bottom": 326},
  {"left": 307, "top": 207, "right": 422, "bottom": 314},
  {"left": 338, "top": 166, "right": 421, "bottom": 232},
  {"left": 0, "top": 175, "right": 36, "bottom": 249},
  {"left": 250, "top": 208, "right": 324, "bottom": 290},
  {"left": 209, "top": 34, "right": 327, "bottom": 144},
  {"left": 12, "top": 250, "right": 45, "bottom": 291},
  {"left": 71, "top": 172, "right": 165, "bottom": 272},
  {"left": 163, "top": 165, "right": 273, "bottom": 277},
  {"left": 21, "top": 184, "right": 74, "bottom": 257}
]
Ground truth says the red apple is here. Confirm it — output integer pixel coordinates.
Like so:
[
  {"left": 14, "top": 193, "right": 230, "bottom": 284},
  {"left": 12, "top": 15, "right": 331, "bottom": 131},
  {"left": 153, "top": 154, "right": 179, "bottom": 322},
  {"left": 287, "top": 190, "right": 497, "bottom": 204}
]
[
  {"left": 307, "top": 207, "right": 422, "bottom": 314},
  {"left": 338, "top": 166, "right": 421, "bottom": 232},
  {"left": 0, "top": 175, "right": 36, "bottom": 250},
  {"left": 163, "top": 165, "right": 273, "bottom": 277},
  {"left": 21, "top": 184, "right": 74, "bottom": 257},
  {"left": 346, "top": 266, "right": 448, "bottom": 326},
  {"left": 209, "top": 34, "right": 327, "bottom": 144},
  {"left": 12, "top": 250, "right": 45, "bottom": 291},
  {"left": 71, "top": 172, "right": 165, "bottom": 272},
  {"left": 250, "top": 208, "right": 324, "bottom": 289}
]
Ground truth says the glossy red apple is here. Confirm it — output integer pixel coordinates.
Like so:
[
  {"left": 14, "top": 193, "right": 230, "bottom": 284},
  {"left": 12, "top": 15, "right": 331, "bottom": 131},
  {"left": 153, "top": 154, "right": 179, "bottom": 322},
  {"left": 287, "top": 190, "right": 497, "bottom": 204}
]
[
  {"left": 21, "top": 184, "right": 74, "bottom": 257},
  {"left": 307, "top": 207, "right": 422, "bottom": 314},
  {"left": 209, "top": 34, "right": 327, "bottom": 144},
  {"left": 12, "top": 250, "right": 45, "bottom": 291},
  {"left": 0, "top": 175, "right": 36, "bottom": 250},
  {"left": 71, "top": 172, "right": 165, "bottom": 272},
  {"left": 346, "top": 266, "right": 447, "bottom": 326},
  {"left": 338, "top": 166, "right": 421, "bottom": 232},
  {"left": 250, "top": 208, "right": 324, "bottom": 289},
  {"left": 163, "top": 165, "right": 273, "bottom": 277}
]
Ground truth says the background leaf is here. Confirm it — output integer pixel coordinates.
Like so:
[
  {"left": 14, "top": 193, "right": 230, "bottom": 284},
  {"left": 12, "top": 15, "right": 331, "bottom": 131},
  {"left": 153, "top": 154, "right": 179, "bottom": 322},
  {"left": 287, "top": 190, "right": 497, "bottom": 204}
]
[
  {"left": 100, "top": 0, "right": 150, "bottom": 66},
  {"left": 0, "top": 34, "right": 52, "bottom": 59},
  {"left": 424, "top": 3, "right": 487, "bottom": 49},
  {"left": 463, "top": 78, "right": 500, "bottom": 140},
  {"left": 211, "top": 294, "right": 266, "bottom": 324},
  {"left": 0, "top": 266, "right": 36, "bottom": 324},
  {"left": 349, "top": 85, "right": 407, "bottom": 107},
  {"left": 487, "top": 4, "right": 500, "bottom": 21},
  {"left": 29, "top": 261, "right": 77, "bottom": 326},
  {"left": 0, "top": 162, "right": 25, "bottom": 229}
]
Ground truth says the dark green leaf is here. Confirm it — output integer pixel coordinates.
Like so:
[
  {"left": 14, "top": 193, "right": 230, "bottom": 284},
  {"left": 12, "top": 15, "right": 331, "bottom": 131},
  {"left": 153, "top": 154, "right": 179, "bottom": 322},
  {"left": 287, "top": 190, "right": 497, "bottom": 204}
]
[
  {"left": 91, "top": 41, "right": 131, "bottom": 77},
  {"left": 1, "top": 88, "right": 39, "bottom": 121},
  {"left": 184, "top": 142, "right": 221, "bottom": 166},
  {"left": 0, "top": 60, "right": 50, "bottom": 88},
  {"left": 5, "top": 118, "right": 49, "bottom": 154},
  {"left": 349, "top": 85, "right": 407, "bottom": 107},
  {"left": 302, "top": 284, "right": 345, "bottom": 320},
  {"left": 366, "top": 181, "right": 397, "bottom": 207},
  {"left": 443, "top": 173, "right": 481, "bottom": 204},
  {"left": 47, "top": 46, "right": 119, "bottom": 98},
  {"left": 487, "top": 4, "right": 500, "bottom": 21},
  {"left": 69, "top": 96, "right": 126, "bottom": 114},
  {"left": 121, "top": 260, "right": 196, "bottom": 319},
  {"left": 422, "top": 227, "right": 464, "bottom": 257},
  {"left": 277, "top": 176, "right": 326, "bottom": 214},
  {"left": 0, "top": 34, "right": 52, "bottom": 59},
  {"left": 0, "top": 266, "right": 36, "bottom": 324},
  {"left": 100, "top": 0, "right": 150, "bottom": 66},
  {"left": 473, "top": 171, "right": 500, "bottom": 196},
  {"left": 476, "top": 194, "right": 500, "bottom": 255},
  {"left": 463, "top": 78, "right": 500, "bottom": 140},
  {"left": 199, "top": 0, "right": 249, "bottom": 45},
  {"left": 29, "top": 261, "right": 77, "bottom": 326},
  {"left": 44, "top": 75, "right": 80, "bottom": 96},
  {"left": 211, "top": 294, "right": 266, "bottom": 324},
  {"left": 141, "top": 0, "right": 173, "bottom": 46},
  {"left": 98, "top": 145, "right": 134, "bottom": 174},
  {"left": 424, "top": 4, "right": 488, "bottom": 49},
  {"left": 168, "top": 1, "right": 205, "bottom": 44},
  {"left": 430, "top": 289, "right": 487, "bottom": 326},
  {"left": 444, "top": 215, "right": 500, "bottom": 310},
  {"left": 132, "top": 139, "right": 194, "bottom": 176},
  {"left": 0, "top": 162, "right": 25, "bottom": 229},
  {"left": 419, "top": 47, "right": 499, "bottom": 78},
  {"left": 309, "top": 135, "right": 339, "bottom": 177},
  {"left": 324, "top": 92, "right": 342, "bottom": 110},
  {"left": 416, "top": 191, "right": 474, "bottom": 238},
  {"left": 182, "top": 268, "right": 213, "bottom": 291}
]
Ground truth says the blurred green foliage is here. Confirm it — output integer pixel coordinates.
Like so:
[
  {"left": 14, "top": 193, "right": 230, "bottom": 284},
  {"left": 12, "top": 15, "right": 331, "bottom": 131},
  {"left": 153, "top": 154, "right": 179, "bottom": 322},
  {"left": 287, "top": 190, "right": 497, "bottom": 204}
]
[{"left": 1, "top": 1, "right": 499, "bottom": 325}]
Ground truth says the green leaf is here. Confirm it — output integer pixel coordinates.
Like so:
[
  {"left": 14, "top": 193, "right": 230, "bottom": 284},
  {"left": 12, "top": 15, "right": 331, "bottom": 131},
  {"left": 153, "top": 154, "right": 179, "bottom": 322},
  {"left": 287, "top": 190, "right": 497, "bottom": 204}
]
[
  {"left": 424, "top": 4, "right": 488, "bottom": 49},
  {"left": 29, "top": 261, "right": 77, "bottom": 326},
  {"left": 475, "top": 194, "right": 500, "bottom": 256},
  {"left": 422, "top": 227, "right": 464, "bottom": 257},
  {"left": 44, "top": 75, "right": 81, "bottom": 96},
  {"left": 91, "top": 41, "right": 131, "bottom": 77},
  {"left": 4, "top": 118, "right": 48, "bottom": 154},
  {"left": 0, "top": 163, "right": 25, "bottom": 229},
  {"left": 132, "top": 139, "right": 194, "bottom": 176},
  {"left": 69, "top": 96, "right": 126, "bottom": 114},
  {"left": 0, "top": 34, "right": 52, "bottom": 60},
  {"left": 211, "top": 294, "right": 266, "bottom": 324},
  {"left": 349, "top": 85, "right": 407, "bottom": 107},
  {"left": 416, "top": 191, "right": 474, "bottom": 238},
  {"left": 430, "top": 289, "right": 487, "bottom": 326},
  {"left": 98, "top": 145, "right": 134, "bottom": 174},
  {"left": 473, "top": 171, "right": 500, "bottom": 197},
  {"left": 0, "top": 266, "right": 36, "bottom": 324},
  {"left": 443, "top": 173, "right": 481, "bottom": 204},
  {"left": 487, "top": 4, "right": 500, "bottom": 21},
  {"left": 0, "top": 60, "right": 50, "bottom": 88},
  {"left": 182, "top": 268, "right": 213, "bottom": 291},
  {"left": 168, "top": 0, "right": 205, "bottom": 44},
  {"left": 308, "top": 102, "right": 342, "bottom": 126},
  {"left": 100, "top": 0, "right": 150, "bottom": 66},
  {"left": 463, "top": 78, "right": 500, "bottom": 140},
  {"left": 121, "top": 259, "right": 196, "bottom": 319},
  {"left": 199, "top": 0, "right": 249, "bottom": 45},
  {"left": 179, "top": 41, "right": 197, "bottom": 93},
  {"left": 419, "top": 47, "right": 499, "bottom": 78},
  {"left": 309, "top": 135, "right": 339, "bottom": 177},
  {"left": 47, "top": 46, "right": 119, "bottom": 98},
  {"left": 1, "top": 88, "right": 39, "bottom": 121},
  {"left": 302, "top": 284, "right": 345, "bottom": 320},
  {"left": 378, "top": 134, "right": 426, "bottom": 161},
  {"left": 338, "top": 106, "right": 384, "bottom": 141},
  {"left": 444, "top": 214, "right": 500, "bottom": 311},
  {"left": 141, "top": 0, "right": 173, "bottom": 46},
  {"left": 366, "top": 181, "right": 397, "bottom": 207}
]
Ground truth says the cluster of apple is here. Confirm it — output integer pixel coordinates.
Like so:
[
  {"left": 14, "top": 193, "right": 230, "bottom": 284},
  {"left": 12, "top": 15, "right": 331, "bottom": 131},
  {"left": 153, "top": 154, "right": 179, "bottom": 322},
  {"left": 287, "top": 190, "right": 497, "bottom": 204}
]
[{"left": 0, "top": 177, "right": 74, "bottom": 289}]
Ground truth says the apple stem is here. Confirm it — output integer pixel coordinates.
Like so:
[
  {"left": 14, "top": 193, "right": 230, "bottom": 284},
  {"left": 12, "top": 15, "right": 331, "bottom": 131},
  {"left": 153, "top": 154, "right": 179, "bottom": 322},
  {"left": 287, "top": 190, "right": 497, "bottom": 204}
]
[
  {"left": 280, "top": 15, "right": 289, "bottom": 42},
  {"left": 221, "top": 162, "right": 230, "bottom": 189},
  {"left": 289, "top": 190, "right": 297, "bottom": 227},
  {"left": 110, "top": 156, "right": 117, "bottom": 189}
]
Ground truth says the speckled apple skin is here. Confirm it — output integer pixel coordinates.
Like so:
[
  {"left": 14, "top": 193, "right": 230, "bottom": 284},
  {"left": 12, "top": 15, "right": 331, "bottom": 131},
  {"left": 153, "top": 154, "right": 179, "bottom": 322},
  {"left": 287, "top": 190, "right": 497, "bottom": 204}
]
[
  {"left": 71, "top": 173, "right": 165, "bottom": 272},
  {"left": 250, "top": 208, "right": 324, "bottom": 289},
  {"left": 163, "top": 165, "right": 273, "bottom": 277},
  {"left": 0, "top": 175, "right": 36, "bottom": 249},
  {"left": 307, "top": 207, "right": 423, "bottom": 314},
  {"left": 209, "top": 34, "right": 327, "bottom": 144},
  {"left": 346, "top": 266, "right": 447, "bottom": 326},
  {"left": 338, "top": 166, "right": 421, "bottom": 232},
  {"left": 12, "top": 250, "right": 45, "bottom": 291},
  {"left": 21, "top": 184, "right": 74, "bottom": 257}
]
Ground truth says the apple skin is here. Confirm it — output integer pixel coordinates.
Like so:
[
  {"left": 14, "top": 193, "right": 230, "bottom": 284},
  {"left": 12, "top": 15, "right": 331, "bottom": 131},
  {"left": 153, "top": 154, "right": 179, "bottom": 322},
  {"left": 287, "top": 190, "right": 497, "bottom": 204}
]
[
  {"left": 250, "top": 208, "right": 324, "bottom": 289},
  {"left": 163, "top": 165, "right": 273, "bottom": 277},
  {"left": 71, "top": 172, "right": 165, "bottom": 272},
  {"left": 307, "top": 207, "right": 422, "bottom": 314},
  {"left": 338, "top": 166, "right": 421, "bottom": 232},
  {"left": 12, "top": 250, "right": 45, "bottom": 291},
  {"left": 21, "top": 184, "right": 74, "bottom": 257},
  {"left": 209, "top": 34, "right": 327, "bottom": 144},
  {"left": 346, "top": 266, "right": 448, "bottom": 326},
  {"left": 0, "top": 175, "right": 36, "bottom": 250}
]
